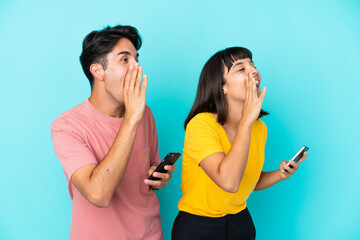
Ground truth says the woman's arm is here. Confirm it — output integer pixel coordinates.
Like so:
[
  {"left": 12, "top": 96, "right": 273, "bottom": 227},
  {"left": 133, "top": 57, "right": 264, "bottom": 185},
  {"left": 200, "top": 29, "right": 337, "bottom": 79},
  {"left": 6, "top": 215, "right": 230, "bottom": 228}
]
[
  {"left": 254, "top": 151, "right": 307, "bottom": 191},
  {"left": 199, "top": 77, "right": 266, "bottom": 193},
  {"left": 199, "top": 122, "right": 252, "bottom": 193}
]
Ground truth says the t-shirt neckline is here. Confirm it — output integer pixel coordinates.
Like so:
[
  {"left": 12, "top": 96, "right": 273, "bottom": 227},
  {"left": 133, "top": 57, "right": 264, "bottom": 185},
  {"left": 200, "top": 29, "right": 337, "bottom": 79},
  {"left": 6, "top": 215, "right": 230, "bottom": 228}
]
[{"left": 84, "top": 98, "right": 124, "bottom": 124}]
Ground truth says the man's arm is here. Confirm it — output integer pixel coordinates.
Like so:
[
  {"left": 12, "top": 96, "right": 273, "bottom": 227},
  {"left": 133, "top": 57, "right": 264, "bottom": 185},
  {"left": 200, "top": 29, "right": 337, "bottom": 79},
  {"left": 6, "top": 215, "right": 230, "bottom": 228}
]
[
  {"left": 143, "top": 110, "right": 177, "bottom": 190},
  {"left": 71, "top": 65, "right": 147, "bottom": 208},
  {"left": 144, "top": 165, "right": 177, "bottom": 190}
]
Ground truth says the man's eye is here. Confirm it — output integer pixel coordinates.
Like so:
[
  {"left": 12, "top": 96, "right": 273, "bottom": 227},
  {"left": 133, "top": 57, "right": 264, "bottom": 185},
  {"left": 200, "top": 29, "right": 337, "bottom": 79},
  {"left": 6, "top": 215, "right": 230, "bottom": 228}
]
[
  {"left": 238, "top": 68, "right": 245, "bottom": 71},
  {"left": 121, "top": 58, "right": 128, "bottom": 62}
]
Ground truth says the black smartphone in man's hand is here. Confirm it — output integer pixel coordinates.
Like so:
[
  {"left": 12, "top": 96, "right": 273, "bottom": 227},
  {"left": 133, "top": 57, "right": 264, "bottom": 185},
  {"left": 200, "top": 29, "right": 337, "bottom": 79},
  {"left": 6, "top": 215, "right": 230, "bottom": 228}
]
[{"left": 148, "top": 152, "right": 181, "bottom": 180}]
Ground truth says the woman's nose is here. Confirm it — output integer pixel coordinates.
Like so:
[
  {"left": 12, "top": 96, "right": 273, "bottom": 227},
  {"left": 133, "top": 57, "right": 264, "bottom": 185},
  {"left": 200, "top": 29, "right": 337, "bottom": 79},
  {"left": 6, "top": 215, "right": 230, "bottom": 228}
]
[
  {"left": 249, "top": 71, "right": 257, "bottom": 79},
  {"left": 248, "top": 71, "right": 260, "bottom": 82}
]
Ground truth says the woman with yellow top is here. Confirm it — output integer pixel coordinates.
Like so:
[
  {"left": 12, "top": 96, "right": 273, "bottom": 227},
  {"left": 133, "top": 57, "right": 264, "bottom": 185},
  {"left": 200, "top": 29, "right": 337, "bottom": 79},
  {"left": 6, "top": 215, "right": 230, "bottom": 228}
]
[{"left": 172, "top": 47, "right": 307, "bottom": 240}]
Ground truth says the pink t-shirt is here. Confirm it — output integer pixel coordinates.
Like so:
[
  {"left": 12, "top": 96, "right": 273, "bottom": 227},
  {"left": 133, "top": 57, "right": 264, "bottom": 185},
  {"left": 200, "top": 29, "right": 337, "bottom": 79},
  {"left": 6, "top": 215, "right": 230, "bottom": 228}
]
[{"left": 51, "top": 99, "right": 162, "bottom": 240}]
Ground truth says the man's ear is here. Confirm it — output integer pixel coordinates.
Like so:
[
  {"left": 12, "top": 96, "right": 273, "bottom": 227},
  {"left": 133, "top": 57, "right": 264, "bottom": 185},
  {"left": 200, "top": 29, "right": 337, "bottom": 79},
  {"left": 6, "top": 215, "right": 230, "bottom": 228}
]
[{"left": 90, "top": 63, "right": 105, "bottom": 81}]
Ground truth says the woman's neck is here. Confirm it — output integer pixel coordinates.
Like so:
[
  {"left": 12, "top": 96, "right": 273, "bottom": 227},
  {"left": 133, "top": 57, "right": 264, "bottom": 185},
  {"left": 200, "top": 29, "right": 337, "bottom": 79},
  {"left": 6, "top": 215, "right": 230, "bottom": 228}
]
[{"left": 223, "top": 100, "right": 245, "bottom": 131}]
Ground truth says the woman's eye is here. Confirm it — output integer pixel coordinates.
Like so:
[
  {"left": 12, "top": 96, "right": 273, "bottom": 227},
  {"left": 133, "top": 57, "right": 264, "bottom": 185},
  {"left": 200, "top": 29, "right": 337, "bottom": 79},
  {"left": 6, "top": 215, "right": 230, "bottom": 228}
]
[
  {"left": 121, "top": 58, "right": 128, "bottom": 62},
  {"left": 238, "top": 68, "right": 245, "bottom": 72}
]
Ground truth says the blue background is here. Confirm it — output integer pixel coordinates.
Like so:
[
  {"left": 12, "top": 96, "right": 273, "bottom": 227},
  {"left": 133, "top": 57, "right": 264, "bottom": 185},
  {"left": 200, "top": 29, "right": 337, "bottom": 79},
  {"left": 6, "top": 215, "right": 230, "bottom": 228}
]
[{"left": 1, "top": 0, "right": 359, "bottom": 239}]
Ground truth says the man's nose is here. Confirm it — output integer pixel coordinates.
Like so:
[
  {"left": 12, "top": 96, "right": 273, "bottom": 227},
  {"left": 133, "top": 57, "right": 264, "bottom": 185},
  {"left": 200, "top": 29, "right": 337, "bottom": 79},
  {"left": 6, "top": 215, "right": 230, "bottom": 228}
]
[{"left": 129, "top": 57, "right": 138, "bottom": 65}]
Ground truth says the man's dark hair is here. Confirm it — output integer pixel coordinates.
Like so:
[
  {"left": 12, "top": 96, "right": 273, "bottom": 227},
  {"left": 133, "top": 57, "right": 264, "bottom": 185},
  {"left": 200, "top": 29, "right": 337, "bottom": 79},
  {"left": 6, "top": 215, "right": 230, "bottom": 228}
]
[
  {"left": 79, "top": 25, "right": 142, "bottom": 88},
  {"left": 184, "top": 47, "right": 269, "bottom": 129}
]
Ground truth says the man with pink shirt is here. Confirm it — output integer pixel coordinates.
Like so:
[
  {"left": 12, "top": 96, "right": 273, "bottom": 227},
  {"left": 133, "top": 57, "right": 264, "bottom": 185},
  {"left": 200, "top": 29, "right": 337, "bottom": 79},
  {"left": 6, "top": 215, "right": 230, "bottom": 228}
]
[{"left": 51, "top": 25, "right": 176, "bottom": 240}]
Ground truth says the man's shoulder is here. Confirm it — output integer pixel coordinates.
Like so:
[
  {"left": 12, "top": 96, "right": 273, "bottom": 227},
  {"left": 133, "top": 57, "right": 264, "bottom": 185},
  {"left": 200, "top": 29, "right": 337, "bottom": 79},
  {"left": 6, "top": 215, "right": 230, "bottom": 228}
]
[
  {"left": 51, "top": 101, "right": 87, "bottom": 132},
  {"left": 142, "top": 104, "right": 155, "bottom": 122},
  {"left": 144, "top": 104, "right": 153, "bottom": 115}
]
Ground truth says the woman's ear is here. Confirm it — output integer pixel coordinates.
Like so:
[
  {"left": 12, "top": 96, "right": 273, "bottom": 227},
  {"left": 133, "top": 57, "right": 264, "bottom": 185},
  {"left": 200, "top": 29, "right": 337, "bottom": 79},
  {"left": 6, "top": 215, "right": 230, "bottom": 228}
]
[
  {"left": 90, "top": 63, "right": 105, "bottom": 81},
  {"left": 222, "top": 85, "right": 228, "bottom": 95}
]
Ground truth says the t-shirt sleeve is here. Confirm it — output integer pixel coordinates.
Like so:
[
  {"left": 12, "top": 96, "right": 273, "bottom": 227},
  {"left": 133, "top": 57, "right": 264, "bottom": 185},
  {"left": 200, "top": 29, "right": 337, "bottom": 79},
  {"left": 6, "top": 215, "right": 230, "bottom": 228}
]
[
  {"left": 184, "top": 115, "right": 224, "bottom": 165},
  {"left": 257, "top": 118, "right": 268, "bottom": 145},
  {"left": 146, "top": 106, "right": 161, "bottom": 167},
  {"left": 264, "top": 123, "right": 267, "bottom": 142},
  {"left": 51, "top": 118, "right": 98, "bottom": 182}
]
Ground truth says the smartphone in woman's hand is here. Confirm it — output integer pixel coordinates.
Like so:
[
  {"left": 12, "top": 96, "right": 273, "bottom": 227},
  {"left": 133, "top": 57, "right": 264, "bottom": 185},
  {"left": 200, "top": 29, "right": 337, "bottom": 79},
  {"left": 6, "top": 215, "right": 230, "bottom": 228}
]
[{"left": 287, "top": 145, "right": 309, "bottom": 168}]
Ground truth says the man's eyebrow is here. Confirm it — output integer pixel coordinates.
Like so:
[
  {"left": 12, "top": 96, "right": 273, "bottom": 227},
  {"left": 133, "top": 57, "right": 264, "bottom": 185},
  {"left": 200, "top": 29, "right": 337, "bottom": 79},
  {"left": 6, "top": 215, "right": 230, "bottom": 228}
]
[
  {"left": 118, "top": 51, "right": 139, "bottom": 59},
  {"left": 118, "top": 51, "right": 131, "bottom": 56}
]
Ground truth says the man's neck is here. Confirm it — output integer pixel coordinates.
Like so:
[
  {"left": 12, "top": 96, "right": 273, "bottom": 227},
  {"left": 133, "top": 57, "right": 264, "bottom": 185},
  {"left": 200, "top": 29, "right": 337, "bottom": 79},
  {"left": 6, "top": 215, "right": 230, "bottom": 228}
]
[{"left": 88, "top": 92, "right": 125, "bottom": 118}]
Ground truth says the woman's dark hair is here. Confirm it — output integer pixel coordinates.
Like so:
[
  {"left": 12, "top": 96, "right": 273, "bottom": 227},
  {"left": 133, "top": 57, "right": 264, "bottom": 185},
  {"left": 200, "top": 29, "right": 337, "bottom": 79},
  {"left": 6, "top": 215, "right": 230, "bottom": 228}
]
[
  {"left": 184, "top": 47, "right": 269, "bottom": 129},
  {"left": 79, "top": 25, "right": 142, "bottom": 88}
]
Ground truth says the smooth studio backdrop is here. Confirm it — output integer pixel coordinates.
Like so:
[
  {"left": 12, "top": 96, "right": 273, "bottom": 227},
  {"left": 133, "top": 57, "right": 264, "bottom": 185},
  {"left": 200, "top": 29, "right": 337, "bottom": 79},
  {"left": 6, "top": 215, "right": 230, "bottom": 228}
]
[{"left": 1, "top": 0, "right": 359, "bottom": 239}]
